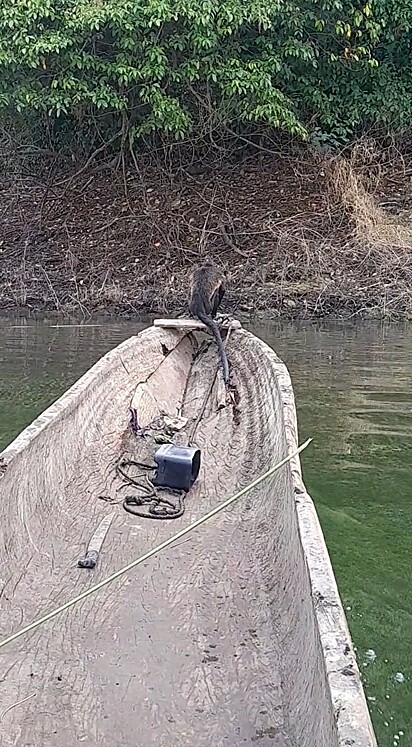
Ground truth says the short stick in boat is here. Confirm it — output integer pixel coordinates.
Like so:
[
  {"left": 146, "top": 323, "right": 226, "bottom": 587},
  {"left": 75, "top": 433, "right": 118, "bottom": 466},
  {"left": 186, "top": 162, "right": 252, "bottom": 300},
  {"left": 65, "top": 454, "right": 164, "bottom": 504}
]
[{"left": 188, "top": 262, "right": 230, "bottom": 385}]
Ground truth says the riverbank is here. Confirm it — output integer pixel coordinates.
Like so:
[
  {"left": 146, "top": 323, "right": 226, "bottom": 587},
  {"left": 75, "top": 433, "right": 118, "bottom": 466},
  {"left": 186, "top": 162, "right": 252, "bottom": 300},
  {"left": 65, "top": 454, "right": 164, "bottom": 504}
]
[{"left": 2, "top": 142, "right": 412, "bottom": 320}]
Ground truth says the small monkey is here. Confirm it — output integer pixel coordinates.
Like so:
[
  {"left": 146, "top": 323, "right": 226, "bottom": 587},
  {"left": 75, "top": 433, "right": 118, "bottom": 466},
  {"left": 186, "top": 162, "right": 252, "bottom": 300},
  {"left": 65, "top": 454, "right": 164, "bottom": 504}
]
[{"left": 188, "top": 263, "right": 230, "bottom": 385}]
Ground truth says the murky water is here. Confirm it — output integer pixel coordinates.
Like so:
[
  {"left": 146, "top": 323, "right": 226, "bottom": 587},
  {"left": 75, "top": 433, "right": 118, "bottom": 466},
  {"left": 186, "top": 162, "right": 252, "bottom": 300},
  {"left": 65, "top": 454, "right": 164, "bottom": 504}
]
[{"left": 1, "top": 316, "right": 411, "bottom": 747}]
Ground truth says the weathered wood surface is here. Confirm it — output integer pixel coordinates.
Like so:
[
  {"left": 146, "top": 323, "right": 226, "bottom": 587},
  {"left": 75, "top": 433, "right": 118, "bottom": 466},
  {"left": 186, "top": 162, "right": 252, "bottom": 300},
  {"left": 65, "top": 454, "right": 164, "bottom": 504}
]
[
  {"left": 0, "top": 324, "right": 376, "bottom": 747},
  {"left": 153, "top": 317, "right": 242, "bottom": 330},
  {"left": 153, "top": 317, "right": 206, "bottom": 329}
]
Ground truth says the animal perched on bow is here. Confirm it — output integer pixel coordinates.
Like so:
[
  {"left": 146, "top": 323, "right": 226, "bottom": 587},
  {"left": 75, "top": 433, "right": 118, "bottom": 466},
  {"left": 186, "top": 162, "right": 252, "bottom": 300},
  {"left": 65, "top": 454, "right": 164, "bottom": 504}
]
[{"left": 188, "top": 262, "right": 230, "bottom": 385}]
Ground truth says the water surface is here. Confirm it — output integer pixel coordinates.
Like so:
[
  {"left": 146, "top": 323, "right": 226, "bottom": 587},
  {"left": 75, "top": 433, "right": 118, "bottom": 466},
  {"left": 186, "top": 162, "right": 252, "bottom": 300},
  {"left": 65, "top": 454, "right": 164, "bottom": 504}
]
[{"left": 1, "top": 316, "right": 411, "bottom": 747}]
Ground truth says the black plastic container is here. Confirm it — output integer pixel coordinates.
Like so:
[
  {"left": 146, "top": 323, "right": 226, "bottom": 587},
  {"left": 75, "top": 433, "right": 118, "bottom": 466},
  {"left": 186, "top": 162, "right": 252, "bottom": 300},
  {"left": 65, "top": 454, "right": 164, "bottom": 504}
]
[{"left": 153, "top": 444, "right": 201, "bottom": 492}]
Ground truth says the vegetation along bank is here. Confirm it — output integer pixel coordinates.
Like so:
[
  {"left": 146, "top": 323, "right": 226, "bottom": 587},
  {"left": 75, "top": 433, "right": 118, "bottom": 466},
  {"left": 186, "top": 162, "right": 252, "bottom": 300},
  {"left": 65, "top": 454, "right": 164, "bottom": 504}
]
[{"left": 2, "top": 0, "right": 412, "bottom": 319}]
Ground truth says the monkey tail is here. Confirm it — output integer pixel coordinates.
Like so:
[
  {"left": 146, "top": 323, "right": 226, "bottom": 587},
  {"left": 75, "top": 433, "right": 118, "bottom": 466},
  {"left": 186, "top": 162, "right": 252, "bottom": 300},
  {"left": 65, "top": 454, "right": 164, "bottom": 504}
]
[{"left": 196, "top": 311, "right": 230, "bottom": 385}]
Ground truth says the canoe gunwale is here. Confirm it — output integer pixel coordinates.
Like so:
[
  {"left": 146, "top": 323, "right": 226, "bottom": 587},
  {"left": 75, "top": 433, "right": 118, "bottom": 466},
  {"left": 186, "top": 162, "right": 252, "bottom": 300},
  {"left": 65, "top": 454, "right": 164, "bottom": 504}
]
[{"left": 272, "top": 352, "right": 377, "bottom": 747}]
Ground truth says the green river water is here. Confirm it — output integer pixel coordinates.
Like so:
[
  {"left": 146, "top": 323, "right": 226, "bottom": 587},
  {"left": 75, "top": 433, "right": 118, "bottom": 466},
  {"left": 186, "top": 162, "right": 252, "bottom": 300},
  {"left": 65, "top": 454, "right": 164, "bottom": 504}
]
[{"left": 1, "top": 316, "right": 411, "bottom": 746}]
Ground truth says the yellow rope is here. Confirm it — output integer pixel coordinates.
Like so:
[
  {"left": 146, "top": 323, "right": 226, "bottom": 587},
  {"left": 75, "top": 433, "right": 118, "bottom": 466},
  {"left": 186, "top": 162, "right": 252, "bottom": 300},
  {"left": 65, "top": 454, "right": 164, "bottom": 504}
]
[{"left": 0, "top": 438, "right": 312, "bottom": 651}]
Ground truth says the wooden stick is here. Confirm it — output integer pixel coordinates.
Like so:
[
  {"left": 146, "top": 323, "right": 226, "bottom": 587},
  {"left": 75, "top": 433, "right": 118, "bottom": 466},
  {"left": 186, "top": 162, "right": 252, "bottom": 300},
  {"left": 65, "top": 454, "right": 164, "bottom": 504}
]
[{"left": 153, "top": 318, "right": 242, "bottom": 330}]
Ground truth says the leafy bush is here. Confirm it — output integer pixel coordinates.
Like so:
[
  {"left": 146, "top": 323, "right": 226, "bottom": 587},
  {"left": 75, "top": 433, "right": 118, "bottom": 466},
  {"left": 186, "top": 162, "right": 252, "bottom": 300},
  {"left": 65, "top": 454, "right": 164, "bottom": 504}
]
[{"left": 0, "top": 0, "right": 411, "bottom": 155}]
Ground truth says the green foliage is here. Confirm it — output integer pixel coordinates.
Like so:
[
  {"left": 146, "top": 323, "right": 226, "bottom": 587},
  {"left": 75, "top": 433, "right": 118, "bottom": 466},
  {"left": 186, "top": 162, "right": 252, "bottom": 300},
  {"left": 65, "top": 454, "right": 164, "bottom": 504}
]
[{"left": 0, "top": 0, "right": 411, "bottom": 153}]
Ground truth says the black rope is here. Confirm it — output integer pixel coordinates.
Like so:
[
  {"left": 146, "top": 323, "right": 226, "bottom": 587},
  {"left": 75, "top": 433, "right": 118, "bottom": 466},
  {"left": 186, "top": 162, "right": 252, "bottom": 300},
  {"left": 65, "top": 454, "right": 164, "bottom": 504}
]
[
  {"left": 123, "top": 491, "right": 185, "bottom": 520},
  {"left": 116, "top": 458, "right": 186, "bottom": 520}
]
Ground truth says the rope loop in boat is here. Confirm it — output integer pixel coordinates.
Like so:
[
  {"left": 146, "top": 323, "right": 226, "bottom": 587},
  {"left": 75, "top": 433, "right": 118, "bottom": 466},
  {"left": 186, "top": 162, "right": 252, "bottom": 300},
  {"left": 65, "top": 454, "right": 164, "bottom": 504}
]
[{"left": 116, "top": 458, "right": 186, "bottom": 520}]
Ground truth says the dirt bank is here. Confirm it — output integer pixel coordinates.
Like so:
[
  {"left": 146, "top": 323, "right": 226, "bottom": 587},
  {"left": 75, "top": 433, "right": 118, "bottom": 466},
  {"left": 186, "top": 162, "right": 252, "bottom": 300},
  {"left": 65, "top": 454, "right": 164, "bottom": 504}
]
[{"left": 1, "top": 144, "right": 412, "bottom": 320}]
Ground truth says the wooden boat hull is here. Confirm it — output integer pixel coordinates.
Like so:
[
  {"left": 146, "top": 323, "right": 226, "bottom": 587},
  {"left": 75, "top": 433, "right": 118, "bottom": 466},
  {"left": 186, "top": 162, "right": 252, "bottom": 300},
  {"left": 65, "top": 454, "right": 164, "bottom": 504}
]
[{"left": 0, "top": 323, "right": 376, "bottom": 747}]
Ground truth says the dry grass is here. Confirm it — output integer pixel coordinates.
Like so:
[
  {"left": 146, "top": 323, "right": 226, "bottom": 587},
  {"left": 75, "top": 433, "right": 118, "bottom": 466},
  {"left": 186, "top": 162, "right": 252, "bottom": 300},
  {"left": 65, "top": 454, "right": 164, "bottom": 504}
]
[{"left": 330, "top": 140, "right": 412, "bottom": 250}]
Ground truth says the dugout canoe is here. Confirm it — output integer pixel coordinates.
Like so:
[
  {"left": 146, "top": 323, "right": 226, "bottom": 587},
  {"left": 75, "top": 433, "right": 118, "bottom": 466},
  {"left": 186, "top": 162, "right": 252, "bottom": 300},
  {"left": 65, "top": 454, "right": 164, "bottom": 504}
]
[{"left": 0, "top": 320, "right": 376, "bottom": 747}]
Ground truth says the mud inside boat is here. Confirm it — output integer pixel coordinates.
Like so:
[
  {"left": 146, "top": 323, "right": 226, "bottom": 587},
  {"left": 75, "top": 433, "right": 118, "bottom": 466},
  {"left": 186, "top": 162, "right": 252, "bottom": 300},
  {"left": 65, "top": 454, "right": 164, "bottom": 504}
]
[{"left": 0, "top": 322, "right": 376, "bottom": 747}]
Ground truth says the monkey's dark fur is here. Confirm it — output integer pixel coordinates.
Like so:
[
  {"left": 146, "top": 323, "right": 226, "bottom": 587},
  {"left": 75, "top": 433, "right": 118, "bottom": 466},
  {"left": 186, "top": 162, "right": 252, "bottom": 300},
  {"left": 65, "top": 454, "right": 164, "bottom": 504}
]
[{"left": 188, "top": 263, "right": 230, "bottom": 385}]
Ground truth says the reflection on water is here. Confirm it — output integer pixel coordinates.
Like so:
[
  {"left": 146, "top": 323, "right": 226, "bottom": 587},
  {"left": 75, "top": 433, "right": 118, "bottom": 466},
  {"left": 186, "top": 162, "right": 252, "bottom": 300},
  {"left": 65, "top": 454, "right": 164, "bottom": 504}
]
[{"left": 1, "top": 316, "right": 411, "bottom": 747}]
